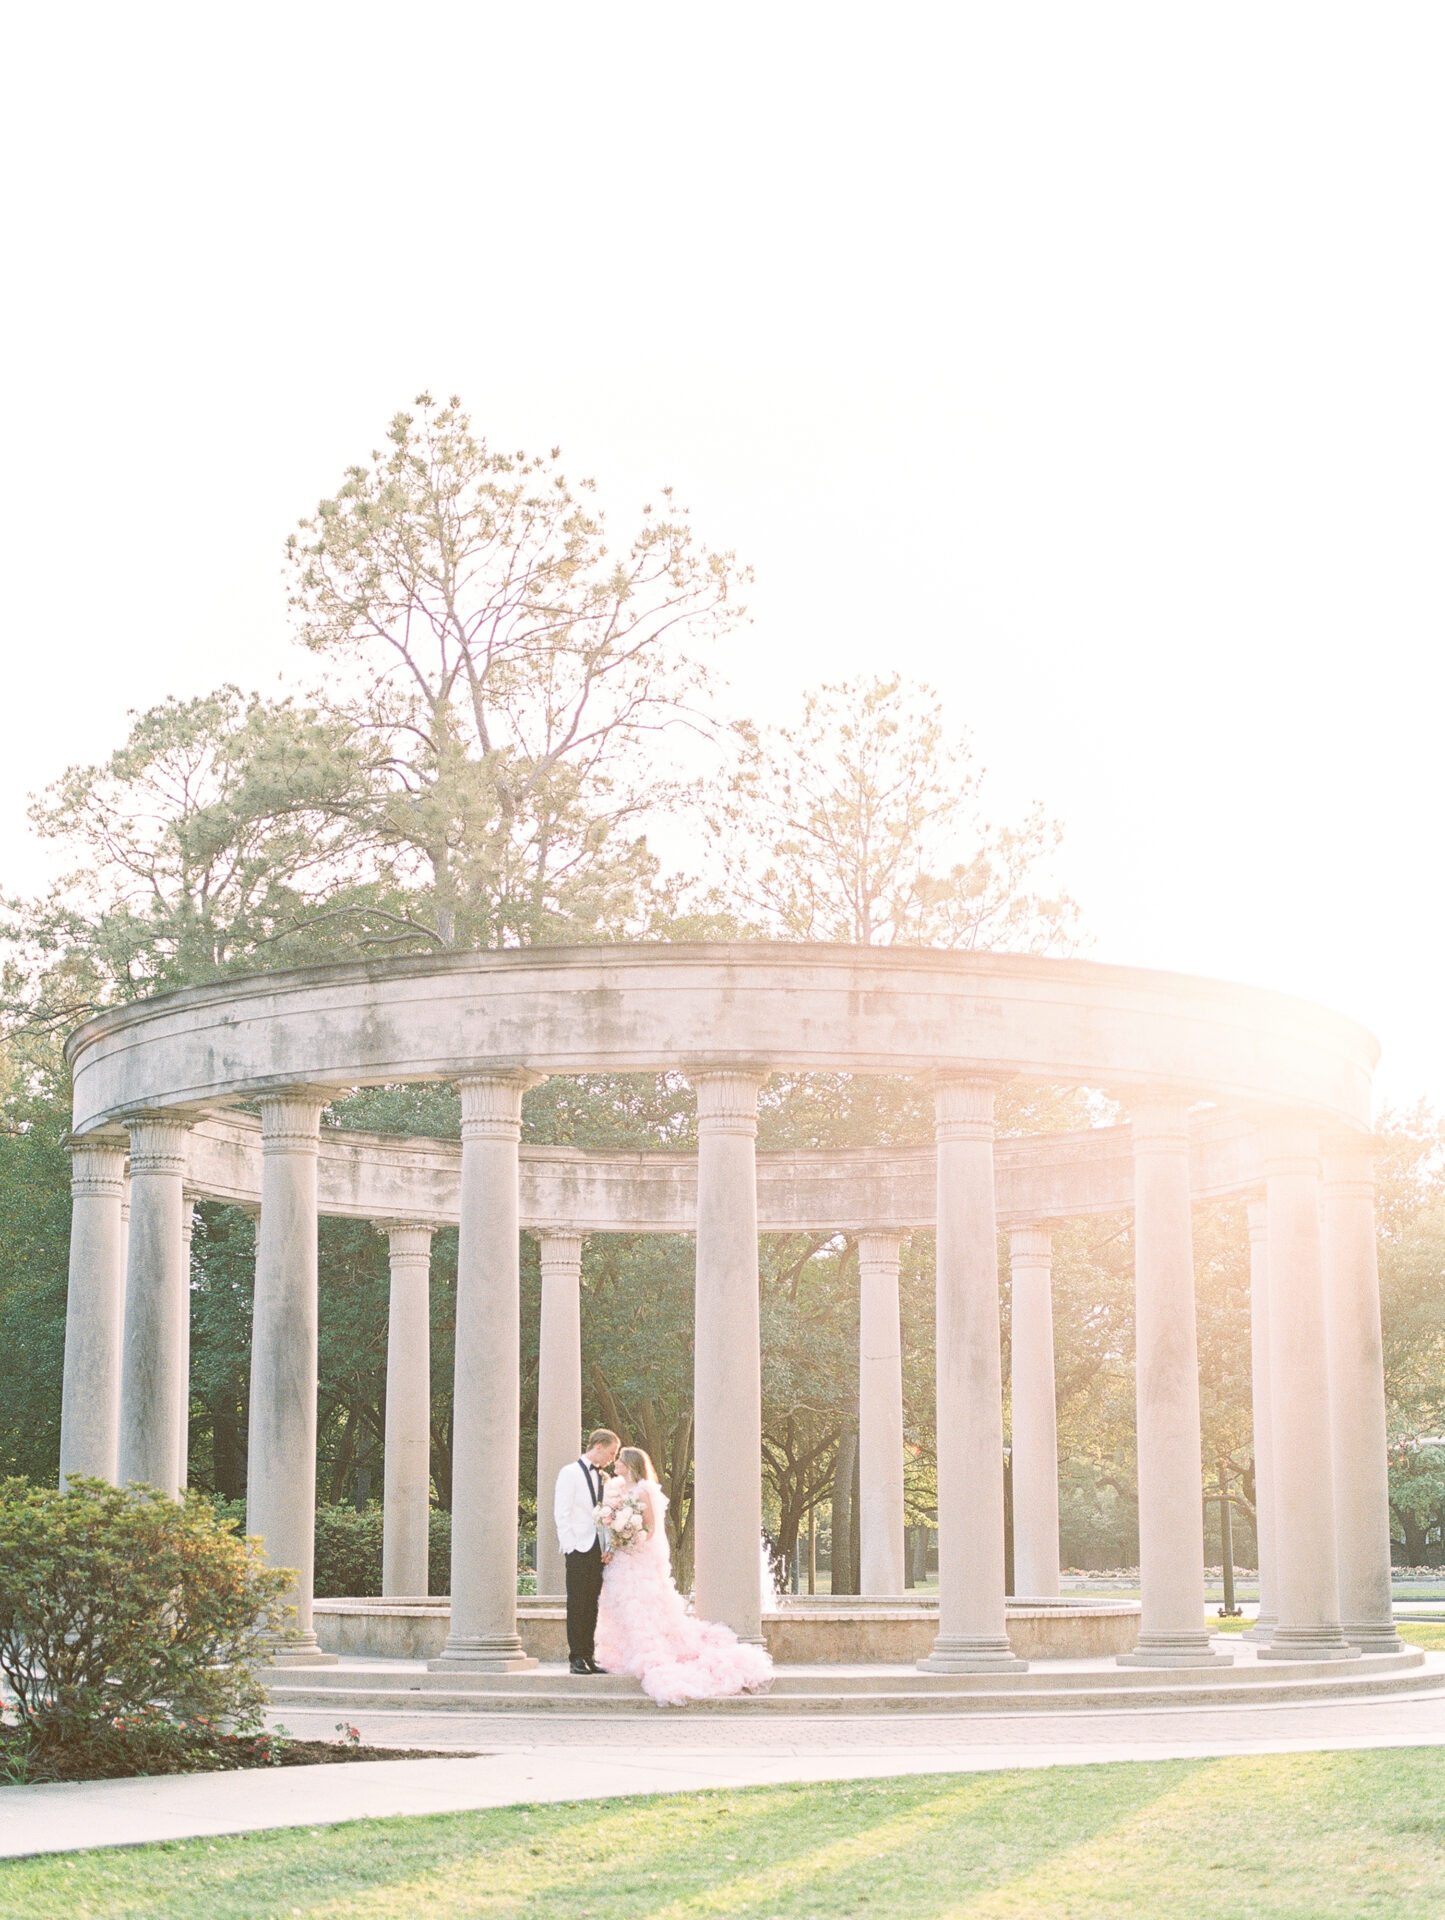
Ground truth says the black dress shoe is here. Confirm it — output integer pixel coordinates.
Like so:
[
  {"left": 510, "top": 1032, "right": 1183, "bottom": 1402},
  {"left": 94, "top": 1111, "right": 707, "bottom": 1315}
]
[
  {"left": 586, "top": 1660, "right": 606, "bottom": 1674},
  {"left": 569, "top": 1658, "right": 592, "bottom": 1674}
]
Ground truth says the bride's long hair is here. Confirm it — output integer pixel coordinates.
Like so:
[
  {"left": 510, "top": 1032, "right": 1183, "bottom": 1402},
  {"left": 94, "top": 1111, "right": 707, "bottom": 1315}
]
[{"left": 618, "top": 1446, "right": 657, "bottom": 1485}]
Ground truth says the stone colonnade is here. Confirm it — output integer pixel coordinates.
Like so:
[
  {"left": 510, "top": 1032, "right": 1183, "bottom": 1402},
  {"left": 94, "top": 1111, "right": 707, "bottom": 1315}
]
[{"left": 58, "top": 1087, "right": 1402, "bottom": 1673}]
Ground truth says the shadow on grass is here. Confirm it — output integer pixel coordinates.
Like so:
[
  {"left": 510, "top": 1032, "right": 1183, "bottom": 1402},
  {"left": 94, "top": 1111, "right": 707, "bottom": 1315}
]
[{"left": 0, "top": 1763, "right": 1216, "bottom": 1919}]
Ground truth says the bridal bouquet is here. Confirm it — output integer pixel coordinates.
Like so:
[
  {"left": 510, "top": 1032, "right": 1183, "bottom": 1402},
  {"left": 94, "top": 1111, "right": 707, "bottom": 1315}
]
[{"left": 595, "top": 1486, "right": 648, "bottom": 1554}]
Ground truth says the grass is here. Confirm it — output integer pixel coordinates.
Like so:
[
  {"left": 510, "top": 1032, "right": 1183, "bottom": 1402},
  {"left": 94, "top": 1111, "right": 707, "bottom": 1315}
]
[
  {"left": 1397, "top": 1620, "right": 1445, "bottom": 1650},
  {"left": 5, "top": 1747, "right": 1445, "bottom": 1917},
  {"left": 1208, "top": 1616, "right": 1445, "bottom": 1647}
]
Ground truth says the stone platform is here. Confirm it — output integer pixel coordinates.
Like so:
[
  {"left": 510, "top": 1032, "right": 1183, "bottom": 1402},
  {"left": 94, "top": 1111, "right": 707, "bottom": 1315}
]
[
  {"left": 313, "top": 1594, "right": 1143, "bottom": 1665},
  {"left": 270, "top": 1643, "right": 1432, "bottom": 1719}
]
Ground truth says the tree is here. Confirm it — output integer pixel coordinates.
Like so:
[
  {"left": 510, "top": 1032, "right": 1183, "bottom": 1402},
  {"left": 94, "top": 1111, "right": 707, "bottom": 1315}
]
[
  {"left": 1375, "top": 1105, "right": 1445, "bottom": 1559},
  {"left": 287, "top": 393, "right": 748, "bottom": 948},
  {"left": 708, "top": 675, "right": 1078, "bottom": 952},
  {"left": 0, "top": 1069, "right": 71, "bottom": 1482},
  {"left": 14, "top": 687, "right": 394, "bottom": 1027}
]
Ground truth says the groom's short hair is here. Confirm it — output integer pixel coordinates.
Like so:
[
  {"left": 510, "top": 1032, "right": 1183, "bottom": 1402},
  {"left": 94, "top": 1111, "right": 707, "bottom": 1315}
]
[{"left": 587, "top": 1428, "right": 620, "bottom": 1451}]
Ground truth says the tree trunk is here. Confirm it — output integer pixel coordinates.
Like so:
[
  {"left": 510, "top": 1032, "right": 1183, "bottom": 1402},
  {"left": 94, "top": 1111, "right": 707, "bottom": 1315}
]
[
  {"left": 849, "top": 1439, "right": 861, "bottom": 1592},
  {"left": 833, "top": 1424, "right": 858, "bottom": 1595},
  {"left": 211, "top": 1392, "right": 243, "bottom": 1502},
  {"left": 432, "top": 1417, "right": 453, "bottom": 1512},
  {"left": 329, "top": 1402, "right": 358, "bottom": 1506},
  {"left": 1395, "top": 1504, "right": 1428, "bottom": 1566}
]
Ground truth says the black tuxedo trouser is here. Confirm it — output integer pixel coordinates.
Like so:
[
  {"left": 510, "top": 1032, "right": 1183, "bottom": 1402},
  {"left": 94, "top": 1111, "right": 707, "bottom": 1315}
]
[{"left": 565, "top": 1542, "right": 603, "bottom": 1663}]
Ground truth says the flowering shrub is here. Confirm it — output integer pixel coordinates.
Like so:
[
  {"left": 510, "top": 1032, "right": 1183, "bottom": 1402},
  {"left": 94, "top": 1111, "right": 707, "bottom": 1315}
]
[{"left": 0, "top": 1477, "right": 291, "bottom": 1753}]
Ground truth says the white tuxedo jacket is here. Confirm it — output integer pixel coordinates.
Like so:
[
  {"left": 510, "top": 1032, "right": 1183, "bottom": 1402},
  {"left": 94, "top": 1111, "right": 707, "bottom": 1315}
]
[{"left": 555, "top": 1458, "right": 604, "bottom": 1556}]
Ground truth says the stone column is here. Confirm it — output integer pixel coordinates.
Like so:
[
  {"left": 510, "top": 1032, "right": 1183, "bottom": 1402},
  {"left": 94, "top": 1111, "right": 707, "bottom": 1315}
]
[
  {"left": 247, "top": 1088, "right": 335, "bottom": 1665},
  {"left": 535, "top": 1230, "right": 585, "bottom": 1600},
  {"left": 1257, "top": 1127, "right": 1355, "bottom": 1659},
  {"left": 379, "top": 1220, "right": 436, "bottom": 1598},
  {"left": 177, "top": 1197, "right": 197, "bottom": 1491},
  {"left": 922, "top": 1075, "right": 1025, "bottom": 1672},
  {"left": 1242, "top": 1199, "right": 1279, "bottom": 1642},
  {"left": 692, "top": 1067, "right": 768, "bottom": 1642},
  {"left": 118, "top": 1114, "right": 193, "bottom": 1497},
  {"left": 1009, "top": 1224, "right": 1061, "bottom": 1599},
  {"left": 433, "top": 1072, "right": 540, "bottom": 1672},
  {"left": 858, "top": 1230, "right": 906, "bottom": 1595},
  {"left": 1322, "top": 1141, "right": 1401, "bottom": 1652},
  {"left": 59, "top": 1134, "right": 129, "bottom": 1488},
  {"left": 1119, "top": 1098, "right": 1227, "bottom": 1666}
]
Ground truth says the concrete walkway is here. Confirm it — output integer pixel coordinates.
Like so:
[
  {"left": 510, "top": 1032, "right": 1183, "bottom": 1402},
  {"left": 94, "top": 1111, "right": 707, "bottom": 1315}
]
[{"left": 5, "top": 1661, "right": 1445, "bottom": 1860}]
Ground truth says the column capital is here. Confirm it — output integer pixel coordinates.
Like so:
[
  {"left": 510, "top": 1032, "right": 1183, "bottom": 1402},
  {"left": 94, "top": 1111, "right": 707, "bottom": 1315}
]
[
  {"left": 1009, "top": 1224, "right": 1053, "bottom": 1266},
  {"left": 458, "top": 1070, "right": 543, "bottom": 1140},
  {"left": 534, "top": 1229, "right": 586, "bottom": 1268},
  {"left": 1259, "top": 1123, "right": 1322, "bottom": 1177},
  {"left": 689, "top": 1065, "right": 769, "bottom": 1135},
  {"left": 856, "top": 1229, "right": 905, "bottom": 1269},
  {"left": 65, "top": 1133, "right": 129, "bottom": 1198},
  {"left": 256, "top": 1087, "right": 332, "bottom": 1156},
  {"left": 122, "top": 1111, "right": 196, "bottom": 1176},
  {"left": 1126, "top": 1096, "right": 1192, "bottom": 1151},
  {"left": 373, "top": 1219, "right": 441, "bottom": 1255},
  {"left": 1321, "top": 1134, "right": 1376, "bottom": 1195},
  {"left": 933, "top": 1074, "right": 998, "bottom": 1141}
]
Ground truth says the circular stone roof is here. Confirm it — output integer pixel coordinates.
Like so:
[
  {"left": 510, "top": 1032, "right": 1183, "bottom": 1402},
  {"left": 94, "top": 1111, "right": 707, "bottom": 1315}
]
[{"left": 65, "top": 942, "right": 1378, "bottom": 1135}]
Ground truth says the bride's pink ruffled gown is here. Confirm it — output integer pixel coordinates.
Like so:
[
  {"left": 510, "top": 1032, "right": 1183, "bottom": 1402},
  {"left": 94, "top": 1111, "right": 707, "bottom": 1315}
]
[{"left": 593, "top": 1481, "right": 773, "bottom": 1707}]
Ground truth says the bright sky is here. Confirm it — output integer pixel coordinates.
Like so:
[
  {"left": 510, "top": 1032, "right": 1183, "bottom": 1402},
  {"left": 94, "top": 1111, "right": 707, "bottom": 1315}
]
[{"left": 2, "top": 6, "right": 1441, "bottom": 1113}]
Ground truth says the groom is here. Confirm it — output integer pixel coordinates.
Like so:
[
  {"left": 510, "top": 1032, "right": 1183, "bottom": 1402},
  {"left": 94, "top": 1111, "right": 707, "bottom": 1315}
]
[{"left": 554, "top": 1427, "right": 620, "bottom": 1674}]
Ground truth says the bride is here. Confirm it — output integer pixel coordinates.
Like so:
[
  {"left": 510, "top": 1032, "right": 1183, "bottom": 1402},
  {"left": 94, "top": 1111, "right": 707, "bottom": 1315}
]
[{"left": 592, "top": 1447, "right": 773, "bottom": 1707}]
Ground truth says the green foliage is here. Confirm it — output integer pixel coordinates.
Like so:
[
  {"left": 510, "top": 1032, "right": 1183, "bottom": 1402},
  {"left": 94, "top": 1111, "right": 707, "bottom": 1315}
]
[
  {"left": 0, "top": 1074, "right": 71, "bottom": 1482},
  {"left": 16, "top": 687, "right": 397, "bottom": 1024},
  {"left": 312, "top": 1503, "right": 455, "bottom": 1600},
  {"left": 0, "top": 1478, "right": 289, "bottom": 1748},
  {"left": 706, "top": 674, "right": 1078, "bottom": 952},
  {"left": 215, "top": 1499, "right": 454, "bottom": 1598}
]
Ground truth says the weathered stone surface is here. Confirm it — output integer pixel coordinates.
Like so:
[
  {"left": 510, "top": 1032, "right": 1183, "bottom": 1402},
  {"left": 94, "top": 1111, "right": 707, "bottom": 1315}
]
[
  {"left": 311, "top": 1597, "right": 1143, "bottom": 1664},
  {"left": 172, "top": 1110, "right": 1286, "bottom": 1230},
  {"left": 66, "top": 944, "right": 1378, "bottom": 1133}
]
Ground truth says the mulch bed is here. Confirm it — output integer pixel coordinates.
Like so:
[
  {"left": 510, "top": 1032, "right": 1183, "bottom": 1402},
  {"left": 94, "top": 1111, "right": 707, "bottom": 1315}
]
[{"left": 1, "top": 1724, "right": 478, "bottom": 1785}]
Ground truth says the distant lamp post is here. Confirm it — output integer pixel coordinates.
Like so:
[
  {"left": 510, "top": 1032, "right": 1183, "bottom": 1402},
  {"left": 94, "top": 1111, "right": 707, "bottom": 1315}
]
[{"left": 1210, "top": 1461, "right": 1244, "bottom": 1618}]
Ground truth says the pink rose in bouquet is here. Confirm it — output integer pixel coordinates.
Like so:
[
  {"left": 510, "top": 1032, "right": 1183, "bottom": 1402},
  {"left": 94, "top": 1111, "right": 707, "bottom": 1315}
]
[{"left": 596, "top": 1486, "right": 648, "bottom": 1553}]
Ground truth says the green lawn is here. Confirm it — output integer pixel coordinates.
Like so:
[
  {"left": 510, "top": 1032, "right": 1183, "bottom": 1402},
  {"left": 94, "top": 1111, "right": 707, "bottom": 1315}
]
[
  {"left": 1398, "top": 1620, "right": 1445, "bottom": 1650},
  {"left": 5, "top": 1747, "right": 1445, "bottom": 1918}
]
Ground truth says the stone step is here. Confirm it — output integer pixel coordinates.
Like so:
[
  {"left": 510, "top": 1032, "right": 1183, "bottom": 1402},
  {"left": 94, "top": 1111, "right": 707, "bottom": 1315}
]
[
  {"left": 268, "top": 1659, "right": 1441, "bottom": 1718},
  {"left": 271, "top": 1649, "right": 1426, "bottom": 1697}
]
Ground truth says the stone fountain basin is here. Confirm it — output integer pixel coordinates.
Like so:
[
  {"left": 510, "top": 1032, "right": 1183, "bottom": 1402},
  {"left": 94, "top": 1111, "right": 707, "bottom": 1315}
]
[{"left": 313, "top": 1594, "right": 1141, "bottom": 1664}]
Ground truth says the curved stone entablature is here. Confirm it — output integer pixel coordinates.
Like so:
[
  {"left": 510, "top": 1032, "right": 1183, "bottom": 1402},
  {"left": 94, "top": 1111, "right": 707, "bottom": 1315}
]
[
  {"left": 174, "top": 1107, "right": 1270, "bottom": 1231},
  {"left": 65, "top": 942, "right": 1378, "bottom": 1135}
]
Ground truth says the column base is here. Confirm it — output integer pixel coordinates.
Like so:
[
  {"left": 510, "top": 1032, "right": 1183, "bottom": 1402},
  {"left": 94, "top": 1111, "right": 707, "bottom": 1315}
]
[
  {"left": 1118, "top": 1632, "right": 1232, "bottom": 1668},
  {"left": 1344, "top": 1620, "right": 1405, "bottom": 1654},
  {"left": 265, "top": 1634, "right": 339, "bottom": 1668},
  {"left": 1241, "top": 1611, "right": 1277, "bottom": 1643},
  {"left": 919, "top": 1635, "right": 1028, "bottom": 1674},
  {"left": 429, "top": 1634, "right": 538, "bottom": 1674},
  {"left": 1256, "top": 1626, "right": 1360, "bottom": 1661}
]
